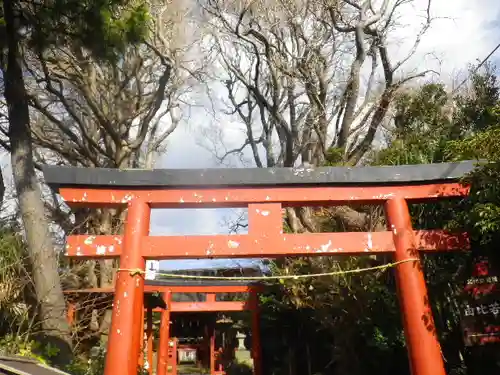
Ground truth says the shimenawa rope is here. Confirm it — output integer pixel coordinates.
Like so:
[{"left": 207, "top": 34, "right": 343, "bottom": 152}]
[{"left": 117, "top": 258, "right": 420, "bottom": 281}]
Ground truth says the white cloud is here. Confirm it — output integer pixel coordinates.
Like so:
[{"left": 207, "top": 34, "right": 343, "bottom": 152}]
[{"left": 385, "top": 0, "right": 500, "bottom": 81}]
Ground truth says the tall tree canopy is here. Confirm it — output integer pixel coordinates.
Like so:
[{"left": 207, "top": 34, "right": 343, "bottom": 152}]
[{"left": 258, "top": 65, "right": 500, "bottom": 375}]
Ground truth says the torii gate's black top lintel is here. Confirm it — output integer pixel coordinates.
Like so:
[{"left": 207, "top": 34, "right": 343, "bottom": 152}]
[{"left": 42, "top": 160, "right": 478, "bottom": 191}]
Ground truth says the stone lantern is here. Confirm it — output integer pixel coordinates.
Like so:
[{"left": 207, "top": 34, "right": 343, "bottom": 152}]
[{"left": 236, "top": 331, "right": 247, "bottom": 350}]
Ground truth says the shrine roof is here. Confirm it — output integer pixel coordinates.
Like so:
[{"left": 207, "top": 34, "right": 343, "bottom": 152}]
[
  {"left": 146, "top": 278, "right": 260, "bottom": 287},
  {"left": 63, "top": 278, "right": 262, "bottom": 295},
  {"left": 42, "top": 160, "right": 478, "bottom": 190}
]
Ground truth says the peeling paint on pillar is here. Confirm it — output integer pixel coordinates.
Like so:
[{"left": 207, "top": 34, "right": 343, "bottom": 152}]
[{"left": 121, "top": 193, "right": 134, "bottom": 203}]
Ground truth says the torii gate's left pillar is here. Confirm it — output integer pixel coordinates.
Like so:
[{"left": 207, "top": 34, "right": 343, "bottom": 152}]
[{"left": 104, "top": 199, "right": 150, "bottom": 375}]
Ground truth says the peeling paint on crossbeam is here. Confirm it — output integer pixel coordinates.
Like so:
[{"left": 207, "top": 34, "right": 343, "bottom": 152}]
[
  {"left": 81, "top": 191, "right": 137, "bottom": 203},
  {"left": 65, "top": 230, "right": 470, "bottom": 258},
  {"left": 313, "top": 240, "right": 333, "bottom": 253},
  {"left": 227, "top": 240, "right": 240, "bottom": 249},
  {"left": 365, "top": 232, "right": 373, "bottom": 252},
  {"left": 205, "top": 241, "right": 215, "bottom": 256},
  {"left": 84, "top": 236, "right": 97, "bottom": 245},
  {"left": 121, "top": 193, "right": 134, "bottom": 203},
  {"left": 66, "top": 235, "right": 123, "bottom": 257},
  {"left": 254, "top": 208, "right": 270, "bottom": 216},
  {"left": 285, "top": 235, "right": 362, "bottom": 254},
  {"left": 96, "top": 245, "right": 115, "bottom": 255},
  {"left": 192, "top": 192, "right": 204, "bottom": 202},
  {"left": 372, "top": 192, "right": 396, "bottom": 199},
  {"left": 58, "top": 182, "right": 468, "bottom": 208}
]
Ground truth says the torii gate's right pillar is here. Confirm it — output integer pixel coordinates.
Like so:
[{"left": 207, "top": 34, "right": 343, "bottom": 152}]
[{"left": 386, "top": 197, "right": 446, "bottom": 375}]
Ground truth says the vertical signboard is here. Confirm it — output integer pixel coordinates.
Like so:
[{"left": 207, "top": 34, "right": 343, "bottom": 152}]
[
  {"left": 461, "top": 258, "right": 500, "bottom": 346},
  {"left": 145, "top": 260, "right": 160, "bottom": 280}
]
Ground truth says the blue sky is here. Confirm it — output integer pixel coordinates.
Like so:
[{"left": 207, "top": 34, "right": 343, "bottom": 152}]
[{"left": 151, "top": 125, "right": 260, "bottom": 271}]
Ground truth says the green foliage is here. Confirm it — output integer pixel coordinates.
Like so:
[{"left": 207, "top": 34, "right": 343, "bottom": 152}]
[
  {"left": 324, "top": 147, "right": 344, "bottom": 166},
  {"left": 65, "top": 345, "right": 107, "bottom": 375},
  {"left": 444, "top": 66, "right": 500, "bottom": 267},
  {"left": 374, "top": 83, "right": 455, "bottom": 165},
  {"left": 454, "top": 65, "right": 500, "bottom": 133},
  {"left": 260, "top": 253, "right": 410, "bottom": 374},
  {"left": 447, "top": 124, "right": 500, "bottom": 160},
  {"left": 260, "top": 66, "right": 500, "bottom": 375},
  {"left": 376, "top": 65, "right": 500, "bottom": 373},
  {"left": 0, "top": 335, "right": 61, "bottom": 365},
  {"left": 0, "top": 0, "right": 150, "bottom": 63},
  {"left": 226, "top": 362, "right": 253, "bottom": 375},
  {"left": 394, "top": 83, "right": 450, "bottom": 135},
  {"left": 28, "top": 0, "right": 151, "bottom": 61},
  {"left": 0, "top": 225, "right": 64, "bottom": 366},
  {"left": 0, "top": 225, "right": 60, "bottom": 365},
  {"left": 0, "top": 224, "right": 31, "bottom": 330}
]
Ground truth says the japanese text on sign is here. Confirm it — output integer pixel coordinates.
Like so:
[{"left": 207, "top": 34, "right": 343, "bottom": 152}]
[
  {"left": 466, "top": 276, "right": 499, "bottom": 285},
  {"left": 464, "top": 302, "right": 500, "bottom": 317}
]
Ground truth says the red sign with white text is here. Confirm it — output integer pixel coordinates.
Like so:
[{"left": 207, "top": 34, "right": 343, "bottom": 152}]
[{"left": 461, "top": 258, "right": 500, "bottom": 346}]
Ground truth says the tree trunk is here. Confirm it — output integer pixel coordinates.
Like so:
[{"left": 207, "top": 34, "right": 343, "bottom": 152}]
[
  {"left": 96, "top": 209, "right": 124, "bottom": 339},
  {"left": 2, "top": 0, "right": 72, "bottom": 364},
  {"left": 0, "top": 167, "right": 4, "bottom": 208}
]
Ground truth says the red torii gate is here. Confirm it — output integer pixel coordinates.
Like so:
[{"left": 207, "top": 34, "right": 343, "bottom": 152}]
[
  {"left": 43, "top": 161, "right": 474, "bottom": 375},
  {"left": 65, "top": 279, "right": 262, "bottom": 375}
]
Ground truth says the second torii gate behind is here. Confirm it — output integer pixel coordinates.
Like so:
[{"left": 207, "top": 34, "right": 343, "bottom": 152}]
[
  {"left": 66, "top": 279, "right": 262, "bottom": 375},
  {"left": 144, "top": 279, "right": 262, "bottom": 375}
]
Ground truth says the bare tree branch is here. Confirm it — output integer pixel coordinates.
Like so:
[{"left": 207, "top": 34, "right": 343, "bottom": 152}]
[{"left": 200, "top": 0, "right": 438, "bottom": 233}]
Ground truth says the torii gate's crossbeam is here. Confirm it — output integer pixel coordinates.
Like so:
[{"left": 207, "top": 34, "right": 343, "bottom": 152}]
[
  {"left": 65, "top": 230, "right": 468, "bottom": 258},
  {"left": 43, "top": 161, "right": 476, "bottom": 375}
]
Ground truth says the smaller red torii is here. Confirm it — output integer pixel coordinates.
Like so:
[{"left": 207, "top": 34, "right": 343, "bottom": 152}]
[{"left": 65, "top": 279, "right": 263, "bottom": 375}]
